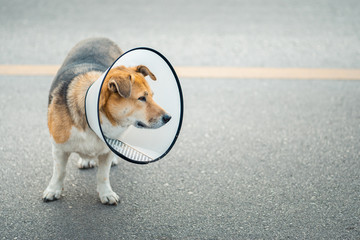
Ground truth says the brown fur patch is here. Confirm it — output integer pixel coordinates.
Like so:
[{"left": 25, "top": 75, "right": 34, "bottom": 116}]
[
  {"left": 99, "top": 66, "right": 133, "bottom": 126},
  {"left": 48, "top": 71, "right": 102, "bottom": 143},
  {"left": 48, "top": 83, "right": 73, "bottom": 143},
  {"left": 106, "top": 93, "right": 136, "bottom": 126},
  {"left": 68, "top": 71, "right": 102, "bottom": 130}
]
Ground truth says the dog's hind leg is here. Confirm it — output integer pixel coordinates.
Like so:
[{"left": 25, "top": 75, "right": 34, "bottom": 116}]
[
  {"left": 78, "top": 156, "right": 97, "bottom": 169},
  {"left": 111, "top": 156, "right": 118, "bottom": 166},
  {"left": 97, "top": 152, "right": 120, "bottom": 205},
  {"left": 77, "top": 155, "right": 118, "bottom": 169},
  {"left": 42, "top": 145, "right": 70, "bottom": 202}
]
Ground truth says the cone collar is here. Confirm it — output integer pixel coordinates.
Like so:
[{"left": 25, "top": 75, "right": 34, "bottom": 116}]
[{"left": 85, "top": 48, "right": 183, "bottom": 164}]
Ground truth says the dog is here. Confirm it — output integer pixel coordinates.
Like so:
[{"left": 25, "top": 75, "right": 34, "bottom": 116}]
[{"left": 43, "top": 38, "right": 171, "bottom": 205}]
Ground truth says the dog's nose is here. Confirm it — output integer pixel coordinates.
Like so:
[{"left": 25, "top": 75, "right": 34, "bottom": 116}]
[{"left": 162, "top": 114, "right": 172, "bottom": 124}]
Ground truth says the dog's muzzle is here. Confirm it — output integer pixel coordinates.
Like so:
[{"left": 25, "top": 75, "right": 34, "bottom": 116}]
[
  {"left": 135, "top": 113, "right": 172, "bottom": 129},
  {"left": 162, "top": 114, "right": 172, "bottom": 124}
]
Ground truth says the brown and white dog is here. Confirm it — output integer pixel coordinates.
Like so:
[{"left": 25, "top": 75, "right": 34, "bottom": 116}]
[{"left": 43, "top": 38, "right": 171, "bottom": 205}]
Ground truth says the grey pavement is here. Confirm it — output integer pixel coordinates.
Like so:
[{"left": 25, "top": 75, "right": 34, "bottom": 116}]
[
  {"left": 1, "top": 0, "right": 360, "bottom": 68},
  {"left": 1, "top": 0, "right": 360, "bottom": 239}
]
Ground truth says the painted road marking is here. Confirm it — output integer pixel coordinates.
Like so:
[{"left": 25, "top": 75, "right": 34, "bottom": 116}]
[
  {"left": 176, "top": 67, "right": 360, "bottom": 80},
  {"left": 0, "top": 65, "right": 360, "bottom": 80},
  {"left": 0, "top": 65, "right": 59, "bottom": 76}
]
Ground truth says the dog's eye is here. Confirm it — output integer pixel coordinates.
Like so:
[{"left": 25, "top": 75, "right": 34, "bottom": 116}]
[{"left": 138, "top": 96, "right": 146, "bottom": 102}]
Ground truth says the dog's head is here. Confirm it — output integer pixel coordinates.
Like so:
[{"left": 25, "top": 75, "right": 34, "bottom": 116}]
[{"left": 99, "top": 65, "right": 171, "bottom": 137}]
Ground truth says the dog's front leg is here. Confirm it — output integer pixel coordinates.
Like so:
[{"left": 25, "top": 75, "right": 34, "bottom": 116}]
[
  {"left": 97, "top": 152, "right": 120, "bottom": 205},
  {"left": 42, "top": 146, "right": 70, "bottom": 201}
]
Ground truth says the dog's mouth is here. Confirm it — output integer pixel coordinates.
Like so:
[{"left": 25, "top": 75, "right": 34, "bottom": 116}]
[{"left": 135, "top": 121, "right": 149, "bottom": 129}]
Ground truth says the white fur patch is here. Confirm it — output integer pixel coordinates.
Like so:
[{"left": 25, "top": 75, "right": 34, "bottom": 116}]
[
  {"left": 51, "top": 126, "right": 108, "bottom": 158},
  {"left": 100, "top": 112, "right": 128, "bottom": 139}
]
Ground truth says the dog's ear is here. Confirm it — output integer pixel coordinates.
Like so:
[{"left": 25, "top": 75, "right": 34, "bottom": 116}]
[
  {"left": 108, "top": 75, "right": 132, "bottom": 98},
  {"left": 135, "top": 65, "right": 157, "bottom": 81}
]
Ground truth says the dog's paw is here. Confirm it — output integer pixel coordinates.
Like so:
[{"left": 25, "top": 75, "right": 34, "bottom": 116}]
[
  {"left": 99, "top": 191, "right": 120, "bottom": 205},
  {"left": 111, "top": 157, "right": 118, "bottom": 167},
  {"left": 78, "top": 158, "right": 96, "bottom": 169},
  {"left": 42, "top": 188, "right": 62, "bottom": 202}
]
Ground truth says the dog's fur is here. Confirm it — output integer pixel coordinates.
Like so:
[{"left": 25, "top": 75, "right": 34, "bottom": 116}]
[{"left": 43, "top": 38, "right": 171, "bottom": 205}]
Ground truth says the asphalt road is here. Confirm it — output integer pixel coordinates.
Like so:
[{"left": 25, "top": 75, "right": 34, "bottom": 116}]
[
  {"left": 1, "top": 0, "right": 360, "bottom": 68},
  {"left": 0, "top": 0, "right": 360, "bottom": 239}
]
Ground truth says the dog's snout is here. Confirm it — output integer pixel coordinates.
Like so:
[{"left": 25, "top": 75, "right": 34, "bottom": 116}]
[{"left": 162, "top": 114, "right": 172, "bottom": 124}]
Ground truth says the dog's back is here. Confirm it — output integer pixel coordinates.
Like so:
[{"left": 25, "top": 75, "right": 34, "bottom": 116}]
[{"left": 49, "top": 38, "right": 123, "bottom": 105}]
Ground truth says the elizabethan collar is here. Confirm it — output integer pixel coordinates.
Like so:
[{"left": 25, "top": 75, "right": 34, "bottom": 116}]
[{"left": 85, "top": 48, "right": 183, "bottom": 164}]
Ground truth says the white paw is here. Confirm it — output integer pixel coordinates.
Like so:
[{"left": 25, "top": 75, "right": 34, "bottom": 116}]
[
  {"left": 99, "top": 191, "right": 120, "bottom": 205},
  {"left": 42, "top": 188, "right": 62, "bottom": 202},
  {"left": 78, "top": 158, "right": 96, "bottom": 169},
  {"left": 111, "top": 157, "right": 118, "bottom": 167}
]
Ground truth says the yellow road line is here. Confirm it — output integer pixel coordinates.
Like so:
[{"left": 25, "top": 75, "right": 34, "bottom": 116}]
[
  {"left": 0, "top": 65, "right": 360, "bottom": 80},
  {"left": 0, "top": 65, "right": 60, "bottom": 76},
  {"left": 176, "top": 67, "right": 360, "bottom": 80}
]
